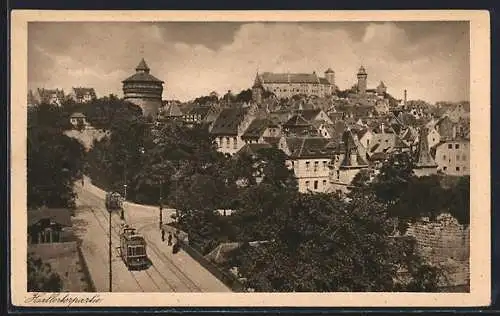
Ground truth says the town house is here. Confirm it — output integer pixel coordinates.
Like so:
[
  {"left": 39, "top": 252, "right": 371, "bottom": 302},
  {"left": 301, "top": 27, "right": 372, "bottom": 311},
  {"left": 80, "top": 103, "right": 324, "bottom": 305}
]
[
  {"left": 209, "top": 103, "right": 258, "bottom": 155},
  {"left": 71, "top": 87, "right": 97, "bottom": 103},
  {"left": 278, "top": 136, "right": 337, "bottom": 193}
]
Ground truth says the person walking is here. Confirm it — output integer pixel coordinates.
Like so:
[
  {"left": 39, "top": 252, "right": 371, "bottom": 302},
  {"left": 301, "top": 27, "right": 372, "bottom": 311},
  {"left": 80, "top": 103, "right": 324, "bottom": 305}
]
[
  {"left": 161, "top": 228, "right": 165, "bottom": 242},
  {"left": 167, "top": 232, "right": 173, "bottom": 246}
]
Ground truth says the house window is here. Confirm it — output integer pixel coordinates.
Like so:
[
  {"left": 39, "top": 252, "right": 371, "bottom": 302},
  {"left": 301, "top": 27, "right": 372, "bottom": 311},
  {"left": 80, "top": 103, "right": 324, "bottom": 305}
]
[
  {"left": 462, "top": 154, "right": 467, "bottom": 160},
  {"left": 314, "top": 181, "right": 318, "bottom": 190},
  {"left": 443, "top": 155, "right": 446, "bottom": 160},
  {"left": 323, "top": 161, "right": 327, "bottom": 170},
  {"left": 226, "top": 137, "right": 230, "bottom": 148},
  {"left": 314, "top": 161, "right": 319, "bottom": 172},
  {"left": 233, "top": 137, "right": 238, "bottom": 149},
  {"left": 291, "top": 161, "right": 295, "bottom": 169},
  {"left": 456, "top": 155, "right": 460, "bottom": 161},
  {"left": 456, "top": 167, "right": 460, "bottom": 171},
  {"left": 306, "top": 161, "right": 310, "bottom": 170},
  {"left": 448, "top": 144, "right": 452, "bottom": 149},
  {"left": 443, "top": 166, "right": 448, "bottom": 171},
  {"left": 336, "top": 170, "right": 340, "bottom": 180},
  {"left": 455, "top": 144, "right": 460, "bottom": 149},
  {"left": 323, "top": 180, "right": 327, "bottom": 187},
  {"left": 305, "top": 181, "right": 310, "bottom": 189}
]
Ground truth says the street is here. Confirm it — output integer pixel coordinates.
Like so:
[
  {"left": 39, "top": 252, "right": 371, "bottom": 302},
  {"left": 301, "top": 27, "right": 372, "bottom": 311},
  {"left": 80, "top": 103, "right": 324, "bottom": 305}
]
[{"left": 73, "top": 178, "right": 231, "bottom": 292}]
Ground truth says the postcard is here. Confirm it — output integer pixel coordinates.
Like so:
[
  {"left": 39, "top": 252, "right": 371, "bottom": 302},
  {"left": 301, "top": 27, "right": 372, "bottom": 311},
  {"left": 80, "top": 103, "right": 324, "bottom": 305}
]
[{"left": 11, "top": 10, "right": 490, "bottom": 307}]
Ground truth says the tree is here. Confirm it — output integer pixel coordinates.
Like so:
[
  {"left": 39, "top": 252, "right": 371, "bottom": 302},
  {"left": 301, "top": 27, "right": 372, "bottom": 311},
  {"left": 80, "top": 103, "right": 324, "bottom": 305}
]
[
  {"left": 227, "top": 192, "right": 439, "bottom": 292},
  {"left": 28, "top": 104, "right": 85, "bottom": 209},
  {"left": 448, "top": 176, "right": 470, "bottom": 226},
  {"left": 27, "top": 253, "right": 63, "bottom": 292},
  {"left": 371, "top": 152, "right": 415, "bottom": 205},
  {"left": 235, "top": 89, "right": 253, "bottom": 103}
]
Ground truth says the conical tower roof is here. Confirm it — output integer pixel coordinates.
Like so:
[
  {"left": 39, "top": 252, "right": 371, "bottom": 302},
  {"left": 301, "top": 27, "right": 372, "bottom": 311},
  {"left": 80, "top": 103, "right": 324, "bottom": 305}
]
[
  {"left": 378, "top": 81, "right": 386, "bottom": 88},
  {"left": 252, "top": 72, "right": 263, "bottom": 88},
  {"left": 136, "top": 58, "right": 150, "bottom": 73},
  {"left": 357, "top": 65, "right": 367, "bottom": 76}
]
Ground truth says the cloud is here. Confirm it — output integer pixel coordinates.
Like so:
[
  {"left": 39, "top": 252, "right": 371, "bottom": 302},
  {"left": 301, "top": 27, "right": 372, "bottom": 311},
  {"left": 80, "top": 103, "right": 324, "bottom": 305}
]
[{"left": 28, "top": 21, "right": 469, "bottom": 103}]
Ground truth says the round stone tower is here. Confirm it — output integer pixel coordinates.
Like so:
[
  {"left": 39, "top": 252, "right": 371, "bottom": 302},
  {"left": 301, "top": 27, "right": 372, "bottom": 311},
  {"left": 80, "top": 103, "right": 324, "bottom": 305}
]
[
  {"left": 122, "top": 58, "right": 164, "bottom": 118},
  {"left": 324, "top": 68, "right": 335, "bottom": 86}
]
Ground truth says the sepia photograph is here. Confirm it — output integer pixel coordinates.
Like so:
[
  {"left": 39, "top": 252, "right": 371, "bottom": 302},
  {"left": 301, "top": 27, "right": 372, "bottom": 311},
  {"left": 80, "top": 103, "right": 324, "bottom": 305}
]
[{"left": 10, "top": 10, "right": 490, "bottom": 307}]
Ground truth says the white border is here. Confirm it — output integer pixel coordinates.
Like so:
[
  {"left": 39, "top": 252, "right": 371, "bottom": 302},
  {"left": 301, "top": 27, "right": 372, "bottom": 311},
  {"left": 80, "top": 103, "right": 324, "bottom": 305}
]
[{"left": 10, "top": 10, "right": 491, "bottom": 307}]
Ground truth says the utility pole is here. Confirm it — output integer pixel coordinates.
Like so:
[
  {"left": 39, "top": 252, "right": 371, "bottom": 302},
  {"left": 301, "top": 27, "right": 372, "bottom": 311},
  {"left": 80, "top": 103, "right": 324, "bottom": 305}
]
[
  {"left": 159, "top": 181, "right": 163, "bottom": 229},
  {"left": 121, "top": 161, "right": 127, "bottom": 221},
  {"left": 108, "top": 208, "right": 112, "bottom": 292}
]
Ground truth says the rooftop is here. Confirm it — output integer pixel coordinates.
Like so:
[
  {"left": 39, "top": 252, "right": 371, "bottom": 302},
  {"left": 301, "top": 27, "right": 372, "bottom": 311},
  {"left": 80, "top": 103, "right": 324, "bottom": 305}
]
[{"left": 28, "top": 208, "right": 72, "bottom": 227}]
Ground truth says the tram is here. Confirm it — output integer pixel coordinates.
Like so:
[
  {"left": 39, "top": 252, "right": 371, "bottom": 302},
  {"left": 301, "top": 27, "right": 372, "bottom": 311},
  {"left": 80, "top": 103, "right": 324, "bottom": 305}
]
[
  {"left": 105, "top": 192, "right": 123, "bottom": 211},
  {"left": 119, "top": 225, "right": 149, "bottom": 270}
]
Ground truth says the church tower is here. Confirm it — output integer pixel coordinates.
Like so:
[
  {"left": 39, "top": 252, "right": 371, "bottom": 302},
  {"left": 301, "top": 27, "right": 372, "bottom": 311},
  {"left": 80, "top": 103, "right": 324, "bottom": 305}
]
[
  {"left": 122, "top": 58, "right": 164, "bottom": 119},
  {"left": 357, "top": 66, "right": 368, "bottom": 95},
  {"left": 252, "top": 72, "right": 264, "bottom": 104}
]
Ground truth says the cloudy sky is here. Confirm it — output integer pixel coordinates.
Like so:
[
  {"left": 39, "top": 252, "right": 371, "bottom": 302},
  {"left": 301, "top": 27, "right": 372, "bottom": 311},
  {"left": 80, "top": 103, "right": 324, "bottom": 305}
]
[{"left": 28, "top": 21, "right": 469, "bottom": 103}]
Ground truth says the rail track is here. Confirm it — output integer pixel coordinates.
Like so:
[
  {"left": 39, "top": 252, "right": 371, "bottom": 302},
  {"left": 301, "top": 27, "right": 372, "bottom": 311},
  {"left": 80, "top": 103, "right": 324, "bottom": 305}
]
[{"left": 79, "top": 187, "right": 201, "bottom": 292}]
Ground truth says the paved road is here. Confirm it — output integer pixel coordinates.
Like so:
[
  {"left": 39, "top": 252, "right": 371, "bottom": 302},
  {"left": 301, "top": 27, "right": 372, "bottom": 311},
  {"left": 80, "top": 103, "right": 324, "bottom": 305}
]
[{"left": 73, "top": 179, "right": 230, "bottom": 292}]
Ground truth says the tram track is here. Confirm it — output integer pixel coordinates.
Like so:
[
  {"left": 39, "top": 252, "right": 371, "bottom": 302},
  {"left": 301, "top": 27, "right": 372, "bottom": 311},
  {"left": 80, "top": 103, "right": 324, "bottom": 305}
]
[
  {"left": 78, "top": 185, "right": 203, "bottom": 292},
  {"left": 87, "top": 207, "right": 146, "bottom": 292},
  {"left": 79, "top": 188, "right": 180, "bottom": 291}
]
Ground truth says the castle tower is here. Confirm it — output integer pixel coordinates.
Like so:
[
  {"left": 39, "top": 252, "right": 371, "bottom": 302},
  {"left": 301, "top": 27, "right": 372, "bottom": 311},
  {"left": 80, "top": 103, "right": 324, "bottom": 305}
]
[
  {"left": 357, "top": 66, "right": 368, "bottom": 95},
  {"left": 325, "top": 68, "right": 335, "bottom": 86},
  {"left": 122, "top": 58, "right": 164, "bottom": 119},
  {"left": 252, "top": 72, "right": 263, "bottom": 104},
  {"left": 376, "top": 81, "right": 387, "bottom": 95}
]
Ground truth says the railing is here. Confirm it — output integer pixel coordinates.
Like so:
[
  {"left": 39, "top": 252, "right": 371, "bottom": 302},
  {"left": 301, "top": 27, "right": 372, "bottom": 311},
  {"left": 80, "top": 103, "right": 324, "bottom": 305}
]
[{"left": 177, "top": 239, "right": 245, "bottom": 292}]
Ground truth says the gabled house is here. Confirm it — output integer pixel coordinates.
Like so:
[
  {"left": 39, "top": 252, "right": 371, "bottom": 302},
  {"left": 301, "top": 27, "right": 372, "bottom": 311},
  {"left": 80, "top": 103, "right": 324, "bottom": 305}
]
[
  {"left": 210, "top": 104, "right": 258, "bottom": 155},
  {"left": 297, "top": 109, "right": 333, "bottom": 125},
  {"left": 279, "top": 137, "right": 338, "bottom": 193},
  {"left": 283, "top": 114, "right": 316, "bottom": 136},
  {"left": 158, "top": 101, "right": 183, "bottom": 122},
  {"left": 71, "top": 87, "right": 97, "bottom": 103},
  {"left": 183, "top": 105, "right": 217, "bottom": 126},
  {"left": 241, "top": 118, "right": 281, "bottom": 144},
  {"left": 69, "top": 112, "right": 89, "bottom": 129},
  {"left": 329, "top": 129, "right": 370, "bottom": 194},
  {"left": 35, "top": 88, "right": 66, "bottom": 106},
  {"left": 28, "top": 208, "right": 73, "bottom": 244}
]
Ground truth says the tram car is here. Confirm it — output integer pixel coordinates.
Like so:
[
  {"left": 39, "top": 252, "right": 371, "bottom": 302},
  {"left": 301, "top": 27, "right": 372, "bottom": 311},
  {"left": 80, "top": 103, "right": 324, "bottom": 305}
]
[
  {"left": 119, "top": 225, "right": 149, "bottom": 270},
  {"left": 105, "top": 192, "right": 123, "bottom": 211}
]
